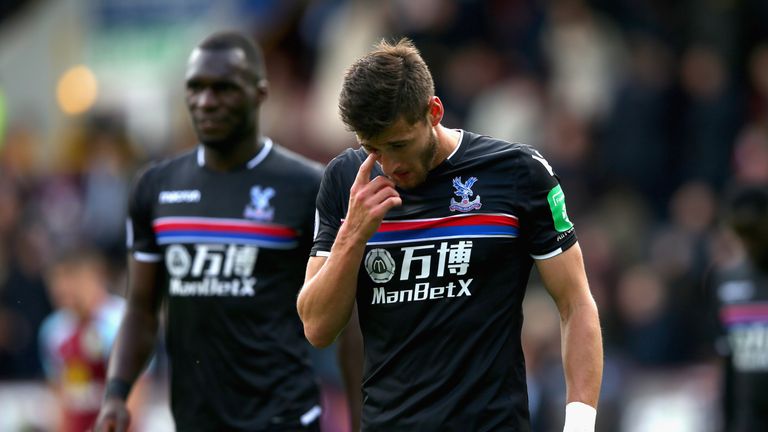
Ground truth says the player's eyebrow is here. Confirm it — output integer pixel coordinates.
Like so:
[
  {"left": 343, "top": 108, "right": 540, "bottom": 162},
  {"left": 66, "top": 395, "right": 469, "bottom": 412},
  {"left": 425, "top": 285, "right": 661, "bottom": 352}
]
[{"left": 359, "top": 137, "right": 410, "bottom": 153}]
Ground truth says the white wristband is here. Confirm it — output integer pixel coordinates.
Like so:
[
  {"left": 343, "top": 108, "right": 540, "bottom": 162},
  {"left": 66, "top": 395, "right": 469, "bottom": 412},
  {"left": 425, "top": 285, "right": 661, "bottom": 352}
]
[{"left": 563, "top": 401, "right": 596, "bottom": 432}]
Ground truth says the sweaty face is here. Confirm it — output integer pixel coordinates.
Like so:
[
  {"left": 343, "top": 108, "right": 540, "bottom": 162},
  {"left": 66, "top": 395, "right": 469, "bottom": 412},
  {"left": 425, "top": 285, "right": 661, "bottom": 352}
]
[
  {"left": 185, "top": 48, "right": 259, "bottom": 151},
  {"left": 360, "top": 116, "right": 438, "bottom": 190}
]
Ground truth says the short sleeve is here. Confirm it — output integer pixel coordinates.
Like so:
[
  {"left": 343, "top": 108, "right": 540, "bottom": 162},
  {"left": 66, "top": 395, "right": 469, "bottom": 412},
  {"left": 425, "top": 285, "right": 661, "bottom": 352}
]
[
  {"left": 311, "top": 159, "right": 346, "bottom": 256},
  {"left": 126, "top": 165, "right": 161, "bottom": 261},
  {"left": 517, "top": 145, "right": 577, "bottom": 259},
  {"left": 297, "top": 163, "right": 325, "bottom": 254}
]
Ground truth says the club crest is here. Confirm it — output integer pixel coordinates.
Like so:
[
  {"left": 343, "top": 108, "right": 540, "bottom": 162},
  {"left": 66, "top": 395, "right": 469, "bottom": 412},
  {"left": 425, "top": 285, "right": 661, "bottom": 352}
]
[
  {"left": 449, "top": 176, "right": 482, "bottom": 212},
  {"left": 244, "top": 185, "right": 275, "bottom": 221}
]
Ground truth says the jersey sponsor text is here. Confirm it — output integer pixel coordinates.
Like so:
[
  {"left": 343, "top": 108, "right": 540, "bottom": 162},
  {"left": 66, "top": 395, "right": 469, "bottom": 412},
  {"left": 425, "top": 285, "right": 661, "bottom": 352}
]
[
  {"left": 729, "top": 323, "right": 768, "bottom": 371},
  {"left": 170, "top": 276, "right": 257, "bottom": 297},
  {"left": 166, "top": 243, "right": 258, "bottom": 297},
  {"left": 159, "top": 190, "right": 201, "bottom": 204},
  {"left": 372, "top": 279, "right": 473, "bottom": 304}
]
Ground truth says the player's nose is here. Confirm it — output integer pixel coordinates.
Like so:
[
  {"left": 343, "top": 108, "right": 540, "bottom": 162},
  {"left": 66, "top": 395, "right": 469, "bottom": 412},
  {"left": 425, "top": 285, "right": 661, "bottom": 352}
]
[
  {"left": 378, "top": 154, "right": 400, "bottom": 177},
  {"left": 196, "top": 88, "right": 219, "bottom": 109}
]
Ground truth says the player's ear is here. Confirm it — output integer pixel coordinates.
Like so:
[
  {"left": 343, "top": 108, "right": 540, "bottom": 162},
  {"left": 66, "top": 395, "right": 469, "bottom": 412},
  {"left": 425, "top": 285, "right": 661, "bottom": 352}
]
[
  {"left": 255, "top": 79, "right": 268, "bottom": 104},
  {"left": 427, "top": 96, "right": 443, "bottom": 127}
]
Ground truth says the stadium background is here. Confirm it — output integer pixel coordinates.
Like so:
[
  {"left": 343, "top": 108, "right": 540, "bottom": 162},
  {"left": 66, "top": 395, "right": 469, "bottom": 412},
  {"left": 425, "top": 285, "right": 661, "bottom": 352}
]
[{"left": 1, "top": 0, "right": 767, "bottom": 431}]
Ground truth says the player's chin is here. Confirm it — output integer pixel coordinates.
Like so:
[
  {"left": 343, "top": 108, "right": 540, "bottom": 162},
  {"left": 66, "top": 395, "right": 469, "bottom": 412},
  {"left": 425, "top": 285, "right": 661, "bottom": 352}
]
[
  {"left": 395, "top": 178, "right": 424, "bottom": 190},
  {"left": 390, "top": 173, "right": 411, "bottom": 189},
  {"left": 199, "top": 134, "right": 235, "bottom": 150}
]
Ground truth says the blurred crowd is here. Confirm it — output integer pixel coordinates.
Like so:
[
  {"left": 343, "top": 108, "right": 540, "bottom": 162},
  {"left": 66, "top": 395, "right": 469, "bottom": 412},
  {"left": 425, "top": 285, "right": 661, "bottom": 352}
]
[{"left": 2, "top": 0, "right": 768, "bottom": 431}]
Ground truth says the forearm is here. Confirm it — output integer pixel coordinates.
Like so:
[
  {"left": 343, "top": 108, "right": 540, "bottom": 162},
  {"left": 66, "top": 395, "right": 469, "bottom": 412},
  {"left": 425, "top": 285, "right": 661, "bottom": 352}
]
[
  {"left": 560, "top": 299, "right": 603, "bottom": 407},
  {"left": 301, "top": 151, "right": 401, "bottom": 347},
  {"left": 298, "top": 227, "right": 367, "bottom": 348},
  {"left": 106, "top": 307, "right": 159, "bottom": 391}
]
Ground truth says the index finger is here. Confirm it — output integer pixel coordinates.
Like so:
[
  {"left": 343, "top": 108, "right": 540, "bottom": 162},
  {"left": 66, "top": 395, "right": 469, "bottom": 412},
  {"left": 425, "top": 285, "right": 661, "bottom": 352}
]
[{"left": 354, "top": 152, "right": 379, "bottom": 186}]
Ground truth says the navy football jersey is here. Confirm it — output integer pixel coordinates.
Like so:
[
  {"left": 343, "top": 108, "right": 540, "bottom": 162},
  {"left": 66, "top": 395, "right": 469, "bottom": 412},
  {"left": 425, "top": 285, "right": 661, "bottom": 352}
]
[
  {"left": 312, "top": 131, "right": 577, "bottom": 431},
  {"left": 128, "top": 139, "right": 323, "bottom": 431},
  {"left": 711, "top": 260, "right": 768, "bottom": 432}
]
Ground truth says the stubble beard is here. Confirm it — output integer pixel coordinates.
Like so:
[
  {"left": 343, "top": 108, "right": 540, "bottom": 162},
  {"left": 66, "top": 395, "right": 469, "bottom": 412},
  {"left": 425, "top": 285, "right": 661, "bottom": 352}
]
[{"left": 401, "top": 130, "right": 438, "bottom": 189}]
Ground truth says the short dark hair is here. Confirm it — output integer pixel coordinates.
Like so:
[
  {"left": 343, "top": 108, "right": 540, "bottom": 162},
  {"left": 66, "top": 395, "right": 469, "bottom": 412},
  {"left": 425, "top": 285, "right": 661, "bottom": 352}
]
[
  {"left": 339, "top": 38, "right": 435, "bottom": 140},
  {"left": 198, "top": 31, "right": 266, "bottom": 81}
]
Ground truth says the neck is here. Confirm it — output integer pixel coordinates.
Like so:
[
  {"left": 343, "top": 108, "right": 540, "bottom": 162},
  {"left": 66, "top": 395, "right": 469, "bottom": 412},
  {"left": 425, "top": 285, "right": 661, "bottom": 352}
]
[
  {"left": 433, "top": 124, "right": 460, "bottom": 167},
  {"left": 203, "top": 136, "right": 263, "bottom": 171}
]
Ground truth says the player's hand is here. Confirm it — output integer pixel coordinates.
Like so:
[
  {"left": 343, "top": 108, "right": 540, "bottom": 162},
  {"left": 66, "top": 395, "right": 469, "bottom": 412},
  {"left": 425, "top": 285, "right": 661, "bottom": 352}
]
[
  {"left": 344, "top": 152, "right": 402, "bottom": 242},
  {"left": 93, "top": 397, "right": 131, "bottom": 432}
]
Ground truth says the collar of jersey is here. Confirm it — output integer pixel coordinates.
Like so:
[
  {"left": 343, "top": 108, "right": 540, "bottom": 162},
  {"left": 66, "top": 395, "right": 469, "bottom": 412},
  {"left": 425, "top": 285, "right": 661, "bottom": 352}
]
[
  {"left": 445, "top": 129, "right": 464, "bottom": 162},
  {"left": 429, "top": 129, "right": 466, "bottom": 176},
  {"left": 196, "top": 137, "right": 273, "bottom": 170}
]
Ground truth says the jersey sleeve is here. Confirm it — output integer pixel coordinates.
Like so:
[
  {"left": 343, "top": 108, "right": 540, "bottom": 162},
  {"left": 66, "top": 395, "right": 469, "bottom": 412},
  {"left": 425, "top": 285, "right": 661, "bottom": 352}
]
[
  {"left": 517, "top": 145, "right": 577, "bottom": 259},
  {"left": 126, "top": 165, "right": 161, "bottom": 262},
  {"left": 311, "top": 156, "right": 349, "bottom": 256},
  {"left": 298, "top": 163, "right": 325, "bottom": 254}
]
